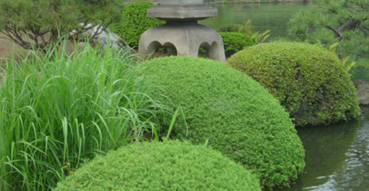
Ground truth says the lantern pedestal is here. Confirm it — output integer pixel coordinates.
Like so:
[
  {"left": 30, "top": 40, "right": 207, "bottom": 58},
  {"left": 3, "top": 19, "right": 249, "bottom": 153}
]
[{"left": 138, "top": 0, "right": 225, "bottom": 63}]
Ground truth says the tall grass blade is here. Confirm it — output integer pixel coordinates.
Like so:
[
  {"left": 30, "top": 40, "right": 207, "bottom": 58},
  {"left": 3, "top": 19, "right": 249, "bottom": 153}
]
[{"left": 0, "top": 43, "right": 167, "bottom": 190}]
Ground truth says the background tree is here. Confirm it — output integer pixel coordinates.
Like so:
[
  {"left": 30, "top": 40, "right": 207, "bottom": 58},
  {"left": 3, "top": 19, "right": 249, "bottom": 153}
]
[
  {"left": 0, "top": 0, "right": 122, "bottom": 51},
  {"left": 288, "top": 0, "right": 368, "bottom": 69}
]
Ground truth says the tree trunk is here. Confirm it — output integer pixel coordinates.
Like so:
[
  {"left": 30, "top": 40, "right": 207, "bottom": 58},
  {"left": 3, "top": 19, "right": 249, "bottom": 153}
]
[
  {"left": 327, "top": 19, "right": 362, "bottom": 40},
  {"left": 338, "top": 19, "right": 360, "bottom": 33}
]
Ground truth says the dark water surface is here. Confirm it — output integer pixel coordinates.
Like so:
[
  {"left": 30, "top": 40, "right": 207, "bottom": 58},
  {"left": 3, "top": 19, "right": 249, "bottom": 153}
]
[
  {"left": 288, "top": 111, "right": 369, "bottom": 191},
  {"left": 200, "top": 3, "right": 316, "bottom": 39}
]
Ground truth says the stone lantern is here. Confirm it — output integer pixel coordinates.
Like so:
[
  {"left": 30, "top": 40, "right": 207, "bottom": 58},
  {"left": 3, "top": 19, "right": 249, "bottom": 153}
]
[{"left": 138, "top": 0, "right": 226, "bottom": 63}]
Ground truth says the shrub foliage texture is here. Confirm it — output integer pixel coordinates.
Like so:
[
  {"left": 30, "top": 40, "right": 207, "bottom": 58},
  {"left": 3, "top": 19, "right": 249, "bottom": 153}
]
[
  {"left": 111, "top": 1, "right": 163, "bottom": 47},
  {"left": 227, "top": 42, "right": 360, "bottom": 126},
  {"left": 55, "top": 141, "right": 261, "bottom": 191},
  {"left": 140, "top": 56, "right": 305, "bottom": 190},
  {"left": 219, "top": 32, "right": 256, "bottom": 57}
]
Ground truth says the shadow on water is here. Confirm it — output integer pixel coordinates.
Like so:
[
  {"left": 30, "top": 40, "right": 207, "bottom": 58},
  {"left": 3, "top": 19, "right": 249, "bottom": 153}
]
[{"left": 287, "top": 107, "right": 369, "bottom": 191}]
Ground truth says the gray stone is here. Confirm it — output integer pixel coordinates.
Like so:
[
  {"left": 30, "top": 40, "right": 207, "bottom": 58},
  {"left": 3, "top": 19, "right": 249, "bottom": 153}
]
[
  {"left": 147, "top": 5, "right": 217, "bottom": 21},
  {"left": 139, "top": 0, "right": 225, "bottom": 62},
  {"left": 71, "top": 24, "right": 128, "bottom": 50},
  {"left": 139, "top": 23, "right": 225, "bottom": 63},
  {"left": 148, "top": 0, "right": 216, "bottom": 21},
  {"left": 354, "top": 80, "right": 369, "bottom": 105}
]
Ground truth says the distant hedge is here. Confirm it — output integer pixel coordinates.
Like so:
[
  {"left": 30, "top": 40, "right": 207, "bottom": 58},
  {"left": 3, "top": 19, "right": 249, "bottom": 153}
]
[
  {"left": 220, "top": 32, "right": 256, "bottom": 57},
  {"left": 111, "top": 2, "right": 164, "bottom": 47},
  {"left": 140, "top": 56, "right": 305, "bottom": 190},
  {"left": 227, "top": 42, "right": 360, "bottom": 126},
  {"left": 218, "top": 24, "right": 244, "bottom": 32},
  {"left": 54, "top": 141, "right": 261, "bottom": 191}
]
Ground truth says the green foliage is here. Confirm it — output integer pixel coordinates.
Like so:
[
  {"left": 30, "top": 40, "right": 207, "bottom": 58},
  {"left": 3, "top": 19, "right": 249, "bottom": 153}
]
[
  {"left": 0, "top": 0, "right": 122, "bottom": 50},
  {"left": 204, "top": 0, "right": 306, "bottom": 2},
  {"left": 329, "top": 42, "right": 356, "bottom": 73},
  {"left": 350, "top": 58, "right": 369, "bottom": 81},
  {"left": 240, "top": 19, "right": 270, "bottom": 44},
  {"left": 219, "top": 24, "right": 244, "bottom": 32},
  {"left": 249, "top": 30, "right": 270, "bottom": 43},
  {"left": 0, "top": 44, "right": 165, "bottom": 190},
  {"left": 140, "top": 56, "right": 305, "bottom": 190},
  {"left": 288, "top": 0, "right": 369, "bottom": 78},
  {"left": 340, "top": 56, "right": 356, "bottom": 74},
  {"left": 227, "top": 42, "right": 360, "bottom": 126},
  {"left": 111, "top": 2, "right": 164, "bottom": 47},
  {"left": 218, "top": 21, "right": 270, "bottom": 56},
  {"left": 242, "top": 19, "right": 256, "bottom": 36},
  {"left": 220, "top": 32, "right": 256, "bottom": 57},
  {"left": 54, "top": 140, "right": 261, "bottom": 191}
]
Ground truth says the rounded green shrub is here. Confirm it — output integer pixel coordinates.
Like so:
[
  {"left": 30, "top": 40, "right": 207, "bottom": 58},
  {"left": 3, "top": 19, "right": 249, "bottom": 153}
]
[
  {"left": 111, "top": 2, "right": 164, "bottom": 47},
  {"left": 227, "top": 42, "right": 360, "bottom": 126},
  {"left": 140, "top": 56, "right": 305, "bottom": 190},
  {"left": 220, "top": 32, "right": 256, "bottom": 57},
  {"left": 54, "top": 141, "right": 261, "bottom": 191}
]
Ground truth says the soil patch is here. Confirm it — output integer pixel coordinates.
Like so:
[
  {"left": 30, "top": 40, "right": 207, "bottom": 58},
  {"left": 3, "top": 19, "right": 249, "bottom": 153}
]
[
  {"left": 0, "top": 33, "right": 77, "bottom": 63},
  {"left": 0, "top": 33, "right": 28, "bottom": 62}
]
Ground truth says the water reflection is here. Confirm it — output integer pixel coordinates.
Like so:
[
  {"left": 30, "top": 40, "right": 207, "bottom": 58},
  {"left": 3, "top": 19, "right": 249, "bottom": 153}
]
[
  {"left": 331, "top": 117, "right": 369, "bottom": 191},
  {"left": 288, "top": 108, "right": 369, "bottom": 191}
]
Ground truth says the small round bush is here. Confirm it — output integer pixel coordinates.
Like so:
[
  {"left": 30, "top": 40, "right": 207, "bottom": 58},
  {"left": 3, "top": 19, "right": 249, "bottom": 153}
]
[
  {"left": 220, "top": 32, "right": 256, "bottom": 57},
  {"left": 227, "top": 42, "right": 360, "bottom": 126},
  {"left": 54, "top": 141, "right": 261, "bottom": 191},
  {"left": 111, "top": 2, "right": 164, "bottom": 47},
  {"left": 140, "top": 56, "right": 305, "bottom": 190}
]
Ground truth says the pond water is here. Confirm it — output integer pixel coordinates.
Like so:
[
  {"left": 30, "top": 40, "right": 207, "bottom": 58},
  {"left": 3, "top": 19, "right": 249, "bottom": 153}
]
[
  {"left": 288, "top": 109, "right": 369, "bottom": 191},
  {"left": 200, "top": 2, "right": 316, "bottom": 40},
  {"left": 200, "top": 3, "right": 369, "bottom": 191}
]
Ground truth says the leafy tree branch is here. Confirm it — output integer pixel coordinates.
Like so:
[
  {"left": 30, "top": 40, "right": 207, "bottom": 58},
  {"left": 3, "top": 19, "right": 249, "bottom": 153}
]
[
  {"left": 0, "top": 0, "right": 123, "bottom": 52},
  {"left": 288, "top": 0, "right": 369, "bottom": 60}
]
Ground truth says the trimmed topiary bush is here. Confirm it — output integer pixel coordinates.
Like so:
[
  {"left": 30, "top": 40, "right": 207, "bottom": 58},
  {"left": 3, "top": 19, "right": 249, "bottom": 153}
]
[
  {"left": 227, "top": 42, "right": 360, "bottom": 126},
  {"left": 139, "top": 56, "right": 305, "bottom": 190},
  {"left": 111, "top": 2, "right": 164, "bottom": 47},
  {"left": 220, "top": 32, "right": 256, "bottom": 57},
  {"left": 54, "top": 141, "right": 261, "bottom": 191}
]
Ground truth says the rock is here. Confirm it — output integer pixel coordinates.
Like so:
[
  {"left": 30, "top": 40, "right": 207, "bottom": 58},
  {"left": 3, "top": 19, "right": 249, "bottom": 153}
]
[
  {"left": 71, "top": 24, "right": 128, "bottom": 50},
  {"left": 354, "top": 80, "right": 369, "bottom": 105}
]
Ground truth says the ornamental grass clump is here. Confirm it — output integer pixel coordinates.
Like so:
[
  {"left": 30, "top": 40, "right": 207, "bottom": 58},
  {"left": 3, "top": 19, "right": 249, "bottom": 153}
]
[
  {"left": 227, "top": 42, "right": 360, "bottom": 126},
  {"left": 54, "top": 140, "right": 261, "bottom": 191},
  {"left": 140, "top": 56, "right": 305, "bottom": 190},
  {"left": 0, "top": 44, "right": 165, "bottom": 191}
]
